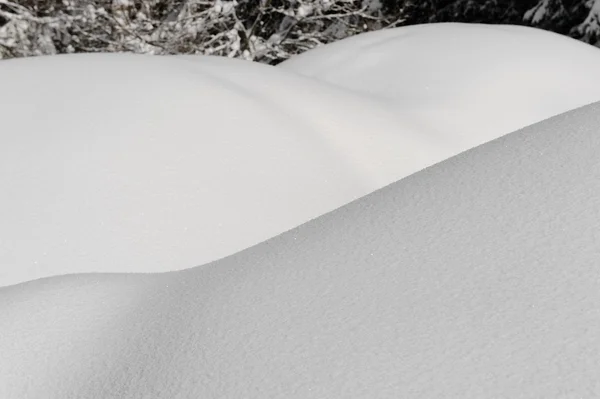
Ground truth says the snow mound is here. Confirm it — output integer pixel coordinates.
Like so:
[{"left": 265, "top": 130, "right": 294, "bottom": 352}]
[
  {"left": 2, "top": 100, "right": 600, "bottom": 398},
  {"left": 280, "top": 23, "right": 600, "bottom": 150},
  {"left": 0, "top": 53, "right": 448, "bottom": 287},
  {"left": 7, "top": 24, "right": 597, "bottom": 287}
]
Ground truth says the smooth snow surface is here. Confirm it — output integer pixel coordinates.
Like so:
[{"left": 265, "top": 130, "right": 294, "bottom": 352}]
[
  {"left": 5, "top": 24, "right": 600, "bottom": 287},
  {"left": 0, "top": 53, "right": 448, "bottom": 287},
  {"left": 280, "top": 23, "right": 600, "bottom": 149},
  {"left": 2, "top": 101, "right": 600, "bottom": 398}
]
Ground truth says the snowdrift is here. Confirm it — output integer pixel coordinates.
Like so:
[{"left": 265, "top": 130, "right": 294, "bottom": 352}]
[
  {"left": 280, "top": 23, "right": 600, "bottom": 150},
  {"left": 4, "top": 24, "right": 600, "bottom": 287},
  {"left": 2, "top": 100, "right": 600, "bottom": 398},
  {"left": 0, "top": 53, "right": 447, "bottom": 287}
]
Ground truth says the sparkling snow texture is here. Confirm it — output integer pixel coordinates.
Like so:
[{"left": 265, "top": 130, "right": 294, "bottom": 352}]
[{"left": 2, "top": 99, "right": 600, "bottom": 398}]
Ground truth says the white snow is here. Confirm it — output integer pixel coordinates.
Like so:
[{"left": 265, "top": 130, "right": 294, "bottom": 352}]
[
  {"left": 0, "top": 52, "right": 447, "bottom": 287},
  {"left": 2, "top": 22, "right": 600, "bottom": 398},
  {"left": 4, "top": 24, "right": 600, "bottom": 287},
  {"left": 280, "top": 23, "right": 600, "bottom": 151},
  {"left": 2, "top": 99, "right": 600, "bottom": 398},
  {"left": 524, "top": 0, "right": 551, "bottom": 24}
]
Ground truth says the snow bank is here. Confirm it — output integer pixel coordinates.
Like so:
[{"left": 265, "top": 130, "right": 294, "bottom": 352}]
[
  {"left": 280, "top": 23, "right": 600, "bottom": 150},
  {"left": 0, "top": 53, "right": 447, "bottom": 287},
  {"left": 7, "top": 24, "right": 597, "bottom": 287},
  {"left": 2, "top": 99, "right": 600, "bottom": 398}
]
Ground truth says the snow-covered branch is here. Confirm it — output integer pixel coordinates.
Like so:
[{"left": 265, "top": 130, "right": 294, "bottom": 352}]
[{"left": 0, "top": 0, "right": 396, "bottom": 62}]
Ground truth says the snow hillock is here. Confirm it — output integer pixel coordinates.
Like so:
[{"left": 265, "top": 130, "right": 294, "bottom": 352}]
[
  {"left": 2, "top": 98, "right": 600, "bottom": 398},
  {"left": 0, "top": 53, "right": 445, "bottom": 287},
  {"left": 280, "top": 23, "right": 600, "bottom": 150}
]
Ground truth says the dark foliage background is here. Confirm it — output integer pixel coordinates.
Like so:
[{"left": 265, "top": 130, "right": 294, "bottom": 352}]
[{"left": 1, "top": 0, "right": 599, "bottom": 62}]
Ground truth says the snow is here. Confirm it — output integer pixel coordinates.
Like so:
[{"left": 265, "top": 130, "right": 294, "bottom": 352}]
[
  {"left": 524, "top": 0, "right": 551, "bottom": 24},
  {"left": 280, "top": 23, "right": 600, "bottom": 151},
  {"left": 0, "top": 52, "right": 446, "bottom": 287},
  {"left": 2, "top": 22, "right": 600, "bottom": 398},
  {"left": 573, "top": 0, "right": 600, "bottom": 44},
  {"left": 2, "top": 99, "right": 600, "bottom": 398},
  {"left": 4, "top": 24, "right": 600, "bottom": 287}
]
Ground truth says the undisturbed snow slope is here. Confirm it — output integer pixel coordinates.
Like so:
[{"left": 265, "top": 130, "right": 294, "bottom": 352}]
[
  {"left": 280, "top": 23, "right": 600, "bottom": 149},
  {"left": 2, "top": 100, "right": 600, "bottom": 399},
  {"left": 4, "top": 24, "right": 600, "bottom": 287},
  {"left": 0, "top": 53, "right": 447, "bottom": 287}
]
